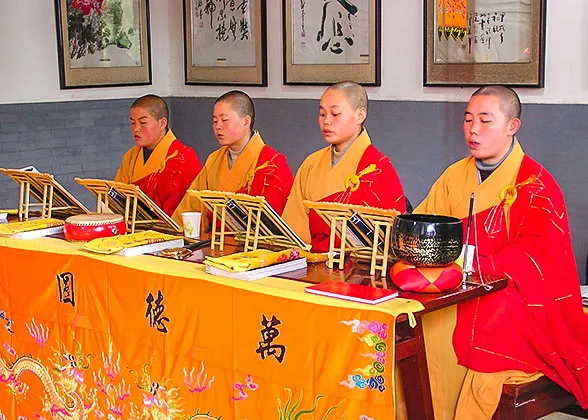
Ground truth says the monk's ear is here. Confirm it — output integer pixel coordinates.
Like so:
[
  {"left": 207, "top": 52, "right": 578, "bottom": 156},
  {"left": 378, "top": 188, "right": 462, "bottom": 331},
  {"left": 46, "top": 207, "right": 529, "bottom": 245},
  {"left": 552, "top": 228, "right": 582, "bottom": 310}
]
[
  {"left": 243, "top": 114, "right": 252, "bottom": 128},
  {"left": 158, "top": 117, "right": 168, "bottom": 131},
  {"left": 508, "top": 117, "right": 521, "bottom": 135},
  {"left": 356, "top": 107, "right": 367, "bottom": 124}
]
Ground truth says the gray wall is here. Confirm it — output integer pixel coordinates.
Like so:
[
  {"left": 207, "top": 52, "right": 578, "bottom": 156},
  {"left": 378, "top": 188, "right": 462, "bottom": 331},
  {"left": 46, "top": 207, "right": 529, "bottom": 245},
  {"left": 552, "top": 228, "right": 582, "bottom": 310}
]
[
  {"left": 1, "top": 98, "right": 586, "bottom": 282},
  {"left": 0, "top": 99, "right": 133, "bottom": 210}
]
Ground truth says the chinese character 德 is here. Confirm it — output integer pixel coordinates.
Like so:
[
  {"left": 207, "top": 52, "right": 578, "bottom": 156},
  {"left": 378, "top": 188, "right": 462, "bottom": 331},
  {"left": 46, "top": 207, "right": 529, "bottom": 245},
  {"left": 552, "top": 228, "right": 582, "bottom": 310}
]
[{"left": 145, "top": 290, "right": 170, "bottom": 333}]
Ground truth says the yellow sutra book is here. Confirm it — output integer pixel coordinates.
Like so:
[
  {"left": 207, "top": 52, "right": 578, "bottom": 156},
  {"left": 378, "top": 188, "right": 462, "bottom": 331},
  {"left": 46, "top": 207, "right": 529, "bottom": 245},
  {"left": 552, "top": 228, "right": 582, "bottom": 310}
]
[
  {"left": 0, "top": 218, "right": 64, "bottom": 239},
  {"left": 204, "top": 248, "right": 308, "bottom": 281},
  {"left": 83, "top": 230, "right": 184, "bottom": 256}
]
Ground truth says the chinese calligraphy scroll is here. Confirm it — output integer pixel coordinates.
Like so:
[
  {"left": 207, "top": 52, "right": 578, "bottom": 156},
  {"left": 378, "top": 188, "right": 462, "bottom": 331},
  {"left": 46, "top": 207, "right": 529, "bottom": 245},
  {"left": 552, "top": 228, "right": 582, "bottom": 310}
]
[
  {"left": 184, "top": 0, "right": 267, "bottom": 85},
  {"left": 283, "top": 0, "right": 381, "bottom": 85}
]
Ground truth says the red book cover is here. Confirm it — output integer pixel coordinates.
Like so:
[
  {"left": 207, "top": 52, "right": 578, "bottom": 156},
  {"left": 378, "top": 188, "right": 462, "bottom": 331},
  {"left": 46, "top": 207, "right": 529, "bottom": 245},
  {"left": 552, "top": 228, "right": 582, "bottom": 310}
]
[{"left": 305, "top": 281, "right": 399, "bottom": 305}]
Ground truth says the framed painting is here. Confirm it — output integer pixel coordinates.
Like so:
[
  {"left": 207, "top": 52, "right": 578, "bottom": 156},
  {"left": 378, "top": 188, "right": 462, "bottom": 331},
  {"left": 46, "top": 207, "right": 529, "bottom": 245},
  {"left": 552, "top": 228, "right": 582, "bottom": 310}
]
[
  {"left": 54, "top": 0, "right": 151, "bottom": 89},
  {"left": 183, "top": 0, "right": 267, "bottom": 86},
  {"left": 424, "top": 0, "right": 546, "bottom": 87},
  {"left": 283, "top": 0, "right": 381, "bottom": 86}
]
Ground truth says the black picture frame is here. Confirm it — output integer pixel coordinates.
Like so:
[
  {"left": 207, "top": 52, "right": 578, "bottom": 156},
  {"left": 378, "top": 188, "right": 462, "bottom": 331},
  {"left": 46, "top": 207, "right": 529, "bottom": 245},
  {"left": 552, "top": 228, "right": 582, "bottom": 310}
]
[
  {"left": 183, "top": 0, "right": 268, "bottom": 86},
  {"left": 55, "top": 0, "right": 152, "bottom": 89},
  {"left": 283, "top": 0, "right": 381, "bottom": 86},
  {"left": 424, "top": 0, "right": 546, "bottom": 87}
]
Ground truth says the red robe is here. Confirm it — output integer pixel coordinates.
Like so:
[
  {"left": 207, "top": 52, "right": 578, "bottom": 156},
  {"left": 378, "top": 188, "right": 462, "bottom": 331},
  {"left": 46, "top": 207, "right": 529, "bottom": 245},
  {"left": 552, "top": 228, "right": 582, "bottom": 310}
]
[
  {"left": 115, "top": 129, "right": 202, "bottom": 216},
  {"left": 234, "top": 144, "right": 293, "bottom": 215},
  {"left": 283, "top": 130, "right": 406, "bottom": 252},
  {"left": 455, "top": 155, "right": 588, "bottom": 406},
  {"left": 417, "top": 141, "right": 588, "bottom": 407},
  {"left": 172, "top": 131, "right": 293, "bottom": 231}
]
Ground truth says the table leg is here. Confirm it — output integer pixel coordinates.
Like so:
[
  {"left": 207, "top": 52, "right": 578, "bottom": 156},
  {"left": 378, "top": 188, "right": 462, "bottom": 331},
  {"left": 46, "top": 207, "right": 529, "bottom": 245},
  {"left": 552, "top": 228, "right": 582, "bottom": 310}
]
[{"left": 396, "top": 318, "right": 435, "bottom": 420}]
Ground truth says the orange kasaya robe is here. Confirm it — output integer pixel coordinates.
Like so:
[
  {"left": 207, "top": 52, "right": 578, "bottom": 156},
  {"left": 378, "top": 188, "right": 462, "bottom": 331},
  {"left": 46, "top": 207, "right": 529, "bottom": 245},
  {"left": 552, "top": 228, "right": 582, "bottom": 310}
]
[
  {"left": 282, "top": 129, "right": 406, "bottom": 252},
  {"left": 172, "top": 131, "right": 294, "bottom": 231},
  {"left": 416, "top": 140, "right": 588, "bottom": 417},
  {"left": 115, "top": 129, "right": 202, "bottom": 216}
]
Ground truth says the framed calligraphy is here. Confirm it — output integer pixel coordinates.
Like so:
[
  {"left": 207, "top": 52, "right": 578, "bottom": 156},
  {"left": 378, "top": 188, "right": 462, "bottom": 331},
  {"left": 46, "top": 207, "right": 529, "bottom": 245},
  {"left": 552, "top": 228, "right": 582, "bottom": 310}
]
[
  {"left": 183, "top": 0, "right": 267, "bottom": 86},
  {"left": 424, "top": 0, "right": 546, "bottom": 87},
  {"left": 54, "top": 0, "right": 152, "bottom": 89},
  {"left": 283, "top": 0, "right": 381, "bottom": 86}
]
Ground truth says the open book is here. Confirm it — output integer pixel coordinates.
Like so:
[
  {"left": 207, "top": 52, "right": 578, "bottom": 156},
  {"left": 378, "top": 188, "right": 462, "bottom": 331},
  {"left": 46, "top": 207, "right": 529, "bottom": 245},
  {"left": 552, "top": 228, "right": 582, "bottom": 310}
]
[
  {"left": 190, "top": 190, "right": 310, "bottom": 251},
  {"left": 75, "top": 178, "right": 181, "bottom": 235},
  {"left": 0, "top": 168, "right": 88, "bottom": 219},
  {"left": 305, "top": 281, "right": 399, "bottom": 305}
]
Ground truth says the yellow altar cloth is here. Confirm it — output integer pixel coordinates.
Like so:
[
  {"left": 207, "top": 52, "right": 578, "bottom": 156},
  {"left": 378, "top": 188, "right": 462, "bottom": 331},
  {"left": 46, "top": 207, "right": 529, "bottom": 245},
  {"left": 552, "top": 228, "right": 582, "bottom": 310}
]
[{"left": 0, "top": 237, "right": 422, "bottom": 419}]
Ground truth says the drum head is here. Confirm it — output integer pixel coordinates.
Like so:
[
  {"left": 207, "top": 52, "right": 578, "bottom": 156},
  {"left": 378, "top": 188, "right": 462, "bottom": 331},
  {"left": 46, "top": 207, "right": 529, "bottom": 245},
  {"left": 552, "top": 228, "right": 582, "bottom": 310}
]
[{"left": 66, "top": 213, "right": 124, "bottom": 226}]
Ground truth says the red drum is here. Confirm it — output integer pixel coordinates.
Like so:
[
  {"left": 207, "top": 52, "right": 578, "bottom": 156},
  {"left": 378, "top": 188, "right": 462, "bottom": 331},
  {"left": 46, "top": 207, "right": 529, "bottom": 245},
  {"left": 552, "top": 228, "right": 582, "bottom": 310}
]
[{"left": 64, "top": 213, "right": 126, "bottom": 242}]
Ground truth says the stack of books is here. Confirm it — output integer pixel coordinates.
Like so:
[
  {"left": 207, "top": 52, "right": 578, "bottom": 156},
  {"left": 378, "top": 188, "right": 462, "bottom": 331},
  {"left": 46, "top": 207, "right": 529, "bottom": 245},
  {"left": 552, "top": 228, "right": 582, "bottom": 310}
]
[
  {"left": 0, "top": 218, "right": 64, "bottom": 239},
  {"left": 205, "top": 257, "right": 307, "bottom": 281},
  {"left": 83, "top": 230, "right": 184, "bottom": 256}
]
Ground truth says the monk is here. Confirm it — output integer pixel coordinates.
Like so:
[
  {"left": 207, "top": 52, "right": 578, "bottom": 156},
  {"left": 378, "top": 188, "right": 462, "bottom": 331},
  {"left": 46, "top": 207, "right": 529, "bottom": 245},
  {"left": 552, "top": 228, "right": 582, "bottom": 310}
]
[
  {"left": 282, "top": 81, "right": 406, "bottom": 252},
  {"left": 415, "top": 86, "right": 588, "bottom": 418},
  {"left": 172, "top": 90, "right": 294, "bottom": 231},
  {"left": 115, "top": 94, "right": 202, "bottom": 216}
]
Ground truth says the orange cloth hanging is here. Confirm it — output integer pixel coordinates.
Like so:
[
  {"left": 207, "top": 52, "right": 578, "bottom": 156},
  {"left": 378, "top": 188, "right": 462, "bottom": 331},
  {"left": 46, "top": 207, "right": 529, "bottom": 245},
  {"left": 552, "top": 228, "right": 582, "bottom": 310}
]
[{"left": 437, "top": 0, "right": 467, "bottom": 40}]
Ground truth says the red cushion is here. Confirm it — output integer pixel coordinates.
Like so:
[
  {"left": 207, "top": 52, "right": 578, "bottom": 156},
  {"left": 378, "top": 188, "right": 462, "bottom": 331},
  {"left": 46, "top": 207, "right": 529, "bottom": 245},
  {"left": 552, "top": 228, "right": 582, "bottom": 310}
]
[{"left": 389, "top": 261, "right": 463, "bottom": 293}]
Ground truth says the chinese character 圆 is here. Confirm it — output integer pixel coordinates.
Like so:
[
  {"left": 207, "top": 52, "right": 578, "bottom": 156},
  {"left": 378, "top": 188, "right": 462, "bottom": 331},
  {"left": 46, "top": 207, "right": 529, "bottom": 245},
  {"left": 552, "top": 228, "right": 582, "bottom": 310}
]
[
  {"left": 255, "top": 314, "right": 286, "bottom": 363},
  {"left": 145, "top": 290, "right": 170, "bottom": 334},
  {"left": 316, "top": 0, "right": 358, "bottom": 55},
  {"left": 56, "top": 272, "right": 75, "bottom": 307}
]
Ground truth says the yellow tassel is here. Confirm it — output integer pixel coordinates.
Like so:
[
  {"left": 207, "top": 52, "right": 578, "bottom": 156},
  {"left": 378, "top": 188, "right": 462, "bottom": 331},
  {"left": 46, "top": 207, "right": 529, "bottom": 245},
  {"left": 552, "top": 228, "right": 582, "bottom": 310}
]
[{"left": 344, "top": 163, "right": 378, "bottom": 192}]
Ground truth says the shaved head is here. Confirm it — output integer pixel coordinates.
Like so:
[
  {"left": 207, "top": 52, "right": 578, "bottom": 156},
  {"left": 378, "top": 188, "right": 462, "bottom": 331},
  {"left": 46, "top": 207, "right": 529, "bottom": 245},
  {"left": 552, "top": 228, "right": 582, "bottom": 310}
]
[
  {"left": 131, "top": 94, "right": 169, "bottom": 128},
  {"left": 471, "top": 85, "right": 521, "bottom": 120},
  {"left": 326, "top": 81, "right": 368, "bottom": 113},
  {"left": 215, "top": 90, "right": 255, "bottom": 129}
]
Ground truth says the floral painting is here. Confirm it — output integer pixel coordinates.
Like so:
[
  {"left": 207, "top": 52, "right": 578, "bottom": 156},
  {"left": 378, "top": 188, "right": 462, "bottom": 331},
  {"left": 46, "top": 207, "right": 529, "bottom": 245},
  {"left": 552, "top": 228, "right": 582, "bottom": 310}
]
[{"left": 66, "top": 0, "right": 143, "bottom": 69}]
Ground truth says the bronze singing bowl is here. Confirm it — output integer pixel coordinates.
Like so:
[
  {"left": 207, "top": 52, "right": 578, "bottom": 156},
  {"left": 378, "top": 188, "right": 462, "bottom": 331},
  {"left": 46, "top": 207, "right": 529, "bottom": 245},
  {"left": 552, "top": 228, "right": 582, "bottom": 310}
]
[{"left": 392, "top": 214, "right": 463, "bottom": 267}]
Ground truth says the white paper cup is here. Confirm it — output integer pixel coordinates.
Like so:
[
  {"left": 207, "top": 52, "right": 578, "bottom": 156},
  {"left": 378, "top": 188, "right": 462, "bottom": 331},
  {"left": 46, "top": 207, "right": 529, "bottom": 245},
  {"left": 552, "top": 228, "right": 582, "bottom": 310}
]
[{"left": 182, "top": 211, "right": 202, "bottom": 239}]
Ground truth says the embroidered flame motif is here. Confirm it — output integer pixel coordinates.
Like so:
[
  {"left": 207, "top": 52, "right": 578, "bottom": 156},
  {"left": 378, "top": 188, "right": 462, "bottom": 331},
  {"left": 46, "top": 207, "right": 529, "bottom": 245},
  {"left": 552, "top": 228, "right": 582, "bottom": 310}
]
[
  {"left": 344, "top": 164, "right": 377, "bottom": 192},
  {"left": 184, "top": 361, "right": 215, "bottom": 393}
]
